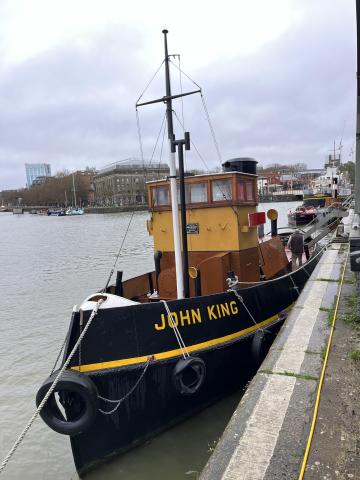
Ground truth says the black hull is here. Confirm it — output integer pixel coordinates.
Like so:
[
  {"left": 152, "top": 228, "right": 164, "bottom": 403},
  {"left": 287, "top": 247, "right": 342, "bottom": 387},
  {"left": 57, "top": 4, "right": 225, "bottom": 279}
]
[
  {"left": 72, "top": 325, "right": 281, "bottom": 476},
  {"left": 61, "top": 253, "right": 321, "bottom": 476}
]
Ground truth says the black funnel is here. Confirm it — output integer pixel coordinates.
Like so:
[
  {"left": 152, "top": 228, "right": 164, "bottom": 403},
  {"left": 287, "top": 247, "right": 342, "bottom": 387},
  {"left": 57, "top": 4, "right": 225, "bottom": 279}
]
[{"left": 222, "top": 157, "right": 257, "bottom": 175}]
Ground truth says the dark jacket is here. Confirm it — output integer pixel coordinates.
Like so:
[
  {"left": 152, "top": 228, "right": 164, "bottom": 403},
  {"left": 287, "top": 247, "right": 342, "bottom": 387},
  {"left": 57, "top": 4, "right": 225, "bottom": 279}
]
[{"left": 287, "top": 231, "right": 304, "bottom": 254}]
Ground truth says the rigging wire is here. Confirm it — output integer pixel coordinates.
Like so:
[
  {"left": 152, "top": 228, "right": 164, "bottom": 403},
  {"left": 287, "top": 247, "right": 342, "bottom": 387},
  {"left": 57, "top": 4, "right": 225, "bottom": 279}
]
[
  {"left": 169, "top": 58, "right": 223, "bottom": 165},
  {"left": 135, "top": 59, "right": 165, "bottom": 183},
  {"left": 200, "top": 93, "right": 223, "bottom": 165},
  {"left": 168, "top": 58, "right": 201, "bottom": 90},
  {"left": 157, "top": 116, "right": 167, "bottom": 179},
  {"left": 136, "top": 60, "right": 165, "bottom": 105},
  {"left": 102, "top": 210, "right": 135, "bottom": 292},
  {"left": 148, "top": 112, "right": 167, "bottom": 167},
  {"left": 172, "top": 109, "right": 239, "bottom": 220},
  {"left": 136, "top": 108, "right": 145, "bottom": 167}
]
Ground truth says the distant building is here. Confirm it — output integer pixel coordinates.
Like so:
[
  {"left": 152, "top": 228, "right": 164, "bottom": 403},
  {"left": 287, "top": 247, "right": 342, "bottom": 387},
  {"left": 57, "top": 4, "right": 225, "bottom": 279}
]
[
  {"left": 94, "top": 159, "right": 170, "bottom": 206},
  {"left": 75, "top": 169, "right": 98, "bottom": 206},
  {"left": 25, "top": 163, "right": 51, "bottom": 187}
]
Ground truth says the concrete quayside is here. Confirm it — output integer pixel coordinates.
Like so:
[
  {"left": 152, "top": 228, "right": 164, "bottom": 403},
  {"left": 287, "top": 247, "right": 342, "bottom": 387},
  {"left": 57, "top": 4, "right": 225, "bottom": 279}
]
[{"left": 200, "top": 211, "right": 360, "bottom": 480}]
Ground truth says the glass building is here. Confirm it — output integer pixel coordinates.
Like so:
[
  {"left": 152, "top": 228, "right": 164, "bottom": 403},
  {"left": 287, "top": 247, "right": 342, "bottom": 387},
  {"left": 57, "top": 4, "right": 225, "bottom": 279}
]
[{"left": 25, "top": 163, "right": 51, "bottom": 187}]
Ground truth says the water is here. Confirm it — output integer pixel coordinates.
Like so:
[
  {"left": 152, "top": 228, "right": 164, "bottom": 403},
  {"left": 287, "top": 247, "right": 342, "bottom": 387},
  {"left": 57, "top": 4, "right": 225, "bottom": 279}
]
[{"left": 0, "top": 202, "right": 300, "bottom": 479}]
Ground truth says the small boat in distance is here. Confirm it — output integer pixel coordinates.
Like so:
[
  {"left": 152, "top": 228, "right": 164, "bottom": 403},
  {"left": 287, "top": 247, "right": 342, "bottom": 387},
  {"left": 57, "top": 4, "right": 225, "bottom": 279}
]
[
  {"left": 0, "top": 205, "right": 9, "bottom": 212},
  {"left": 47, "top": 209, "right": 66, "bottom": 216},
  {"left": 65, "top": 207, "right": 84, "bottom": 215},
  {"left": 287, "top": 205, "right": 318, "bottom": 225},
  {"left": 65, "top": 173, "right": 85, "bottom": 215}
]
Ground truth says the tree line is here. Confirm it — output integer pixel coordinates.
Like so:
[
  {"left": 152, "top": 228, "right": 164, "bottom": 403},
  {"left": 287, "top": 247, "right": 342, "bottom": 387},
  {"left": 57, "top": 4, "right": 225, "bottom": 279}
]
[{"left": 1, "top": 172, "right": 92, "bottom": 207}]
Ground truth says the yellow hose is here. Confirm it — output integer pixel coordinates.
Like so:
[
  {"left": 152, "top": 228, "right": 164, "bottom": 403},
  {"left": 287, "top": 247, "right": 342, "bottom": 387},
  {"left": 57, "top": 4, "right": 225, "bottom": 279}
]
[{"left": 298, "top": 245, "right": 350, "bottom": 479}]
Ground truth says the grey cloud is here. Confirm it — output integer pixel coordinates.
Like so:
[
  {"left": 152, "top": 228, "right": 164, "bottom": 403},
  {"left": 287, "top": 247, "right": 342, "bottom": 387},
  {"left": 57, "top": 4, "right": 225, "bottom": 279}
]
[{"left": 0, "top": 0, "right": 356, "bottom": 189}]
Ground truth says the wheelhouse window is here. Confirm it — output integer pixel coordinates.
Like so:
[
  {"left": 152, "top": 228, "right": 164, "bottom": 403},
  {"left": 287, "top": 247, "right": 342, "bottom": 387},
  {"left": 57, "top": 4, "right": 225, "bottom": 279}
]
[
  {"left": 152, "top": 186, "right": 170, "bottom": 206},
  {"left": 237, "top": 180, "right": 245, "bottom": 201},
  {"left": 177, "top": 185, "right": 190, "bottom": 204},
  {"left": 190, "top": 183, "right": 208, "bottom": 203},
  {"left": 245, "top": 181, "right": 254, "bottom": 201},
  {"left": 212, "top": 179, "right": 232, "bottom": 202}
]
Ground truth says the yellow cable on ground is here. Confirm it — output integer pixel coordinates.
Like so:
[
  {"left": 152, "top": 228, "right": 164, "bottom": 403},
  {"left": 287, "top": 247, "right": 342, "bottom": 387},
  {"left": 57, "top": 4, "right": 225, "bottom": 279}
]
[{"left": 298, "top": 245, "right": 350, "bottom": 480}]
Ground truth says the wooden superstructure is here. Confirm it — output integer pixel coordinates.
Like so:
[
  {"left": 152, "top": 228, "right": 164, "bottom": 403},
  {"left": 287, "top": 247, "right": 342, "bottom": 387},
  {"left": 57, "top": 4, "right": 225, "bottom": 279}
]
[{"left": 146, "top": 171, "right": 288, "bottom": 298}]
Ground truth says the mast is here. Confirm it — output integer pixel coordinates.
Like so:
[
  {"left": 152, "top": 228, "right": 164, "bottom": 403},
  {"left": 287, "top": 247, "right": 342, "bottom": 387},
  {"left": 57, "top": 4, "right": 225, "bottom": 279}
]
[
  {"left": 162, "top": 29, "right": 184, "bottom": 299},
  {"left": 136, "top": 30, "right": 201, "bottom": 298},
  {"left": 72, "top": 173, "right": 77, "bottom": 208}
]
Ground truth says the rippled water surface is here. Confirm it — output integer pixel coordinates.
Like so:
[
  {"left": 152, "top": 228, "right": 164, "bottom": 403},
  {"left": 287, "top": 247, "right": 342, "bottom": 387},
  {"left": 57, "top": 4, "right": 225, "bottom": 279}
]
[{"left": 0, "top": 202, "right": 299, "bottom": 479}]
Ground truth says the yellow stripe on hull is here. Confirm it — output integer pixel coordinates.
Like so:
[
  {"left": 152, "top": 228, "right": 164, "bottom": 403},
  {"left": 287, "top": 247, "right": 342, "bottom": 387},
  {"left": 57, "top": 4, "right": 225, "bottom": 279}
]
[{"left": 71, "top": 311, "right": 285, "bottom": 373}]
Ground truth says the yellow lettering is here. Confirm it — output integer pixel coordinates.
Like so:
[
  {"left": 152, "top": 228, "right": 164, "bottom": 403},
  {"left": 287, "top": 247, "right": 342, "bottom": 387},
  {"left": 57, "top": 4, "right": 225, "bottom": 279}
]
[
  {"left": 191, "top": 308, "right": 202, "bottom": 324},
  {"left": 168, "top": 312, "right": 178, "bottom": 328},
  {"left": 220, "top": 303, "right": 230, "bottom": 317},
  {"left": 155, "top": 314, "right": 166, "bottom": 331},
  {"left": 230, "top": 300, "right": 238, "bottom": 314},
  {"left": 216, "top": 304, "right": 221, "bottom": 318},
  {"left": 207, "top": 305, "right": 217, "bottom": 320},
  {"left": 179, "top": 310, "right": 191, "bottom": 326}
]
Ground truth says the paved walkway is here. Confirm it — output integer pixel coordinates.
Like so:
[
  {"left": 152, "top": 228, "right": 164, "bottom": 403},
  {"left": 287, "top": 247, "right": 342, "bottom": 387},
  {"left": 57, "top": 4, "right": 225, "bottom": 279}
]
[
  {"left": 200, "top": 213, "right": 357, "bottom": 480},
  {"left": 304, "top": 258, "right": 360, "bottom": 479}
]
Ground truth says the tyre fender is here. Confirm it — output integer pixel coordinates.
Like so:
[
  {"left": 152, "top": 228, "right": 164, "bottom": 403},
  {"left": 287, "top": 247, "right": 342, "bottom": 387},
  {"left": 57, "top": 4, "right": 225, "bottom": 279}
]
[
  {"left": 173, "top": 357, "right": 206, "bottom": 395},
  {"left": 251, "top": 329, "right": 266, "bottom": 365},
  {"left": 36, "top": 369, "right": 98, "bottom": 436}
]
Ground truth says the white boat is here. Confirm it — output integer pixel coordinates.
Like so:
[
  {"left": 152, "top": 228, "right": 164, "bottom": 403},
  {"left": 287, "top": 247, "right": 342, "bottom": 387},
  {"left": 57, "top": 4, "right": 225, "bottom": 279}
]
[
  {"left": 65, "top": 174, "right": 84, "bottom": 215},
  {"left": 65, "top": 207, "right": 84, "bottom": 215}
]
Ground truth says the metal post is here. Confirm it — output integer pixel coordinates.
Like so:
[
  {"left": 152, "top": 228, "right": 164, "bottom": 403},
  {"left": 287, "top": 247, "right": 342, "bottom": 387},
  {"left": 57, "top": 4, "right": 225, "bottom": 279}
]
[
  {"left": 173, "top": 133, "right": 191, "bottom": 298},
  {"left": 115, "top": 271, "right": 123, "bottom": 296},
  {"left": 163, "top": 29, "right": 184, "bottom": 299},
  {"left": 356, "top": 1, "right": 360, "bottom": 213}
]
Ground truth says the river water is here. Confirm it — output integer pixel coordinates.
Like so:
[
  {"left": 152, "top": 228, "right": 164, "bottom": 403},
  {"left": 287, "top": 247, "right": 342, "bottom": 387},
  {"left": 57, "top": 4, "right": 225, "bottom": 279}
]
[{"left": 0, "top": 201, "right": 300, "bottom": 479}]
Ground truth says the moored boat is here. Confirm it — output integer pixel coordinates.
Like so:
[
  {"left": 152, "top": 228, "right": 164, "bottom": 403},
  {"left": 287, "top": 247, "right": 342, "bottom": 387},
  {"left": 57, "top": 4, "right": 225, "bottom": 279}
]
[
  {"left": 36, "top": 30, "right": 324, "bottom": 477},
  {"left": 47, "top": 208, "right": 66, "bottom": 216},
  {"left": 287, "top": 205, "right": 318, "bottom": 225},
  {"left": 65, "top": 207, "right": 84, "bottom": 215}
]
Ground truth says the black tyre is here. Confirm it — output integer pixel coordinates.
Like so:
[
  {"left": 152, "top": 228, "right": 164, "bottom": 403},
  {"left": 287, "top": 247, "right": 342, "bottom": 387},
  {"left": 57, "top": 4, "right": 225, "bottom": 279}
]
[
  {"left": 251, "top": 329, "right": 266, "bottom": 366},
  {"left": 173, "top": 356, "right": 206, "bottom": 395},
  {"left": 36, "top": 369, "right": 98, "bottom": 436}
]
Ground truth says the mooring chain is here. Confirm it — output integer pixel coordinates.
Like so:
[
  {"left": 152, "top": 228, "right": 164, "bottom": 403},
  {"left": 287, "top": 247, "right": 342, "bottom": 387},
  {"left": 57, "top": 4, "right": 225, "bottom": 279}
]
[
  {"left": 98, "top": 357, "right": 152, "bottom": 415},
  {"left": 161, "top": 300, "right": 190, "bottom": 359},
  {"left": 50, "top": 328, "right": 70, "bottom": 375},
  {"left": 0, "top": 299, "right": 104, "bottom": 475}
]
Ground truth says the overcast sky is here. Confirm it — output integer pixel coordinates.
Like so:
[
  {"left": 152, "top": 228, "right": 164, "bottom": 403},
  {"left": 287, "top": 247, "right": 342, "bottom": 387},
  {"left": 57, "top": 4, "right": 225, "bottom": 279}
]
[{"left": 0, "top": 0, "right": 356, "bottom": 190}]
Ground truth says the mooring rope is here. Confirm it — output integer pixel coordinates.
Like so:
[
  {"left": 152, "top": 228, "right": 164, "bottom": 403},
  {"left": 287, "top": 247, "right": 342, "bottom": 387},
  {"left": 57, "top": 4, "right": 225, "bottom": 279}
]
[
  {"left": 229, "top": 288, "right": 264, "bottom": 332},
  {"left": 161, "top": 300, "right": 189, "bottom": 359},
  {"left": 0, "top": 299, "right": 104, "bottom": 475}
]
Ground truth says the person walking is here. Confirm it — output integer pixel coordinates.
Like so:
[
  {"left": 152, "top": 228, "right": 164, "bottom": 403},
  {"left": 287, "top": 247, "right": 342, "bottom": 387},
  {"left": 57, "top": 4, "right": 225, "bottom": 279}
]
[{"left": 287, "top": 229, "right": 304, "bottom": 270}]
